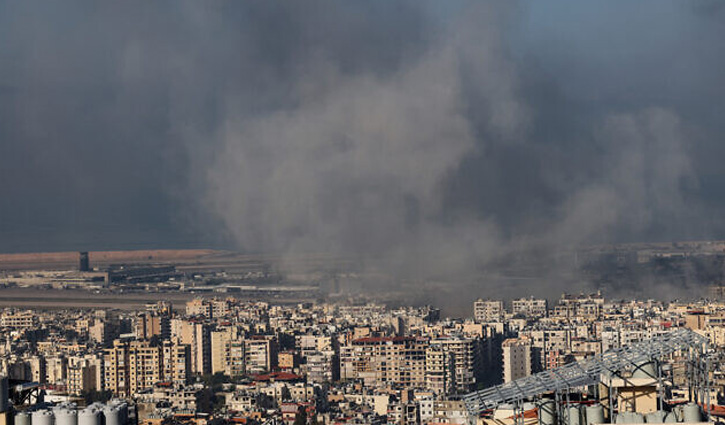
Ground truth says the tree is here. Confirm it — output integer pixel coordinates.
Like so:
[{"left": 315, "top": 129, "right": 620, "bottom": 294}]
[{"left": 293, "top": 408, "right": 307, "bottom": 425}]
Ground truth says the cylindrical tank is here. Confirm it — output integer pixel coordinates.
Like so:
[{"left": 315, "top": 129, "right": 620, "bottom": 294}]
[
  {"left": 78, "top": 408, "right": 102, "bottom": 425},
  {"left": 113, "top": 402, "right": 127, "bottom": 425},
  {"left": 585, "top": 404, "right": 605, "bottom": 425},
  {"left": 682, "top": 403, "right": 701, "bottom": 423},
  {"left": 0, "top": 376, "right": 8, "bottom": 413},
  {"left": 539, "top": 400, "right": 557, "bottom": 425},
  {"left": 632, "top": 362, "right": 657, "bottom": 380},
  {"left": 615, "top": 412, "right": 630, "bottom": 424},
  {"left": 630, "top": 413, "right": 644, "bottom": 423},
  {"left": 645, "top": 411, "right": 666, "bottom": 423},
  {"left": 32, "top": 410, "right": 55, "bottom": 425},
  {"left": 102, "top": 407, "right": 121, "bottom": 425},
  {"left": 16, "top": 412, "right": 31, "bottom": 425},
  {"left": 567, "top": 406, "right": 581, "bottom": 425},
  {"left": 54, "top": 409, "right": 77, "bottom": 425}
]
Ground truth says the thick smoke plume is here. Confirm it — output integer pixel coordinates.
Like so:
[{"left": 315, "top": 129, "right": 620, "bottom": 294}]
[{"left": 1, "top": 1, "right": 723, "bottom": 300}]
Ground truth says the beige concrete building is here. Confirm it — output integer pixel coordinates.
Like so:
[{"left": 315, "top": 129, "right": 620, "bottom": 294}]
[
  {"left": 512, "top": 297, "right": 548, "bottom": 318},
  {"left": 340, "top": 336, "right": 427, "bottom": 388},
  {"left": 66, "top": 354, "right": 103, "bottom": 395},
  {"left": 502, "top": 337, "right": 532, "bottom": 383},
  {"left": 429, "top": 336, "right": 478, "bottom": 393},
  {"left": 474, "top": 300, "right": 505, "bottom": 323}
]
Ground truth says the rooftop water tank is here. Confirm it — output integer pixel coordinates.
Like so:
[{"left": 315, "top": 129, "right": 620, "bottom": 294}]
[
  {"left": 630, "top": 412, "right": 645, "bottom": 423},
  {"left": 102, "top": 407, "right": 121, "bottom": 425},
  {"left": 111, "top": 402, "right": 127, "bottom": 425},
  {"left": 682, "top": 403, "right": 701, "bottom": 423},
  {"left": 54, "top": 409, "right": 77, "bottom": 425},
  {"left": 78, "top": 408, "right": 102, "bottom": 425},
  {"left": 539, "top": 400, "right": 557, "bottom": 425},
  {"left": 585, "top": 404, "right": 605, "bottom": 425},
  {"left": 645, "top": 411, "right": 666, "bottom": 423},
  {"left": 567, "top": 406, "right": 582, "bottom": 425},
  {"left": 16, "top": 412, "right": 31, "bottom": 425},
  {"left": 32, "top": 410, "right": 55, "bottom": 425},
  {"left": 632, "top": 362, "right": 657, "bottom": 380}
]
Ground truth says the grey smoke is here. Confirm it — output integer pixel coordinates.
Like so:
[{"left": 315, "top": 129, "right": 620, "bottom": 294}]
[{"left": 0, "top": 1, "right": 723, "bottom": 297}]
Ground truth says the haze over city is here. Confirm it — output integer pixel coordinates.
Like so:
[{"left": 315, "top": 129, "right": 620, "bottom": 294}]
[{"left": 2, "top": 1, "right": 725, "bottom": 289}]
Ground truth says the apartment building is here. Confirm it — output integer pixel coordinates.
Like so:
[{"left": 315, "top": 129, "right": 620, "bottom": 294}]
[
  {"left": 512, "top": 298, "right": 548, "bottom": 318},
  {"left": 473, "top": 300, "right": 505, "bottom": 323},
  {"left": 340, "top": 336, "right": 427, "bottom": 388},
  {"left": 502, "top": 337, "right": 532, "bottom": 383},
  {"left": 429, "top": 336, "right": 479, "bottom": 393}
]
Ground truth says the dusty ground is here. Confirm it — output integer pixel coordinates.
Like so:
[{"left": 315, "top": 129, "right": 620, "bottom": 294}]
[
  {"left": 0, "top": 287, "right": 196, "bottom": 310},
  {"left": 0, "top": 287, "right": 318, "bottom": 311}
]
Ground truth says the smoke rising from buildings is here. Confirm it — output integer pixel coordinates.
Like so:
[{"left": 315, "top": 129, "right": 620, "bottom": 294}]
[{"left": 0, "top": 1, "right": 724, "bottom": 297}]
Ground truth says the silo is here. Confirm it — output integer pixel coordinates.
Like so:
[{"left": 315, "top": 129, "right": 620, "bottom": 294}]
[
  {"left": 78, "top": 408, "right": 102, "bottom": 425},
  {"left": 32, "top": 410, "right": 55, "bottom": 425},
  {"left": 682, "top": 403, "right": 701, "bottom": 423},
  {"left": 16, "top": 412, "right": 31, "bottom": 425},
  {"left": 0, "top": 376, "right": 8, "bottom": 412},
  {"left": 102, "top": 407, "right": 120, "bottom": 425},
  {"left": 632, "top": 362, "right": 657, "bottom": 380},
  {"left": 539, "top": 400, "right": 557, "bottom": 425},
  {"left": 585, "top": 404, "right": 605, "bottom": 425},
  {"left": 54, "top": 409, "right": 77, "bottom": 425}
]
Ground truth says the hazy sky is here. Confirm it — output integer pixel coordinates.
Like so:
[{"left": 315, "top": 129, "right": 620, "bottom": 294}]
[{"left": 1, "top": 1, "right": 724, "bottom": 275}]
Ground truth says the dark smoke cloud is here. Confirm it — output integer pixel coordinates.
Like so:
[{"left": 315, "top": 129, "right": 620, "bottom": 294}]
[{"left": 1, "top": 1, "right": 724, "bottom": 297}]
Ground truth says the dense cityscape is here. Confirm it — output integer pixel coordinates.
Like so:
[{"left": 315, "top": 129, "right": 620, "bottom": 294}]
[{"left": 0, "top": 252, "right": 722, "bottom": 425}]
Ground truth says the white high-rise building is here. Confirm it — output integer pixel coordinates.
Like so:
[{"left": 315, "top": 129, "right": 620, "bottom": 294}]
[{"left": 502, "top": 337, "right": 532, "bottom": 383}]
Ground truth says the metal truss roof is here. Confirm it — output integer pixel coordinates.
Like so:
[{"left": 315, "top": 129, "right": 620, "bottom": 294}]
[{"left": 462, "top": 328, "right": 707, "bottom": 416}]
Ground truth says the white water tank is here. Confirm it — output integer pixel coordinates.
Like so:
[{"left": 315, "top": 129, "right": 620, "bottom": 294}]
[
  {"left": 630, "top": 413, "right": 644, "bottom": 423},
  {"left": 539, "top": 400, "right": 557, "bottom": 425},
  {"left": 78, "top": 408, "right": 102, "bottom": 425},
  {"left": 682, "top": 403, "right": 701, "bottom": 423},
  {"left": 567, "top": 406, "right": 582, "bottom": 425},
  {"left": 585, "top": 404, "right": 605, "bottom": 425},
  {"left": 102, "top": 407, "right": 121, "bottom": 425},
  {"left": 632, "top": 362, "right": 657, "bottom": 380},
  {"left": 111, "top": 402, "right": 127, "bottom": 425},
  {"left": 54, "top": 409, "right": 77, "bottom": 425},
  {"left": 645, "top": 411, "right": 666, "bottom": 423},
  {"left": 32, "top": 410, "right": 55, "bottom": 425},
  {"left": 16, "top": 412, "right": 31, "bottom": 425},
  {"left": 617, "top": 412, "right": 643, "bottom": 423}
]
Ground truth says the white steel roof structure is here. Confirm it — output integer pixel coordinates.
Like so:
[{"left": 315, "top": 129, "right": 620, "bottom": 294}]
[{"left": 462, "top": 328, "right": 708, "bottom": 416}]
